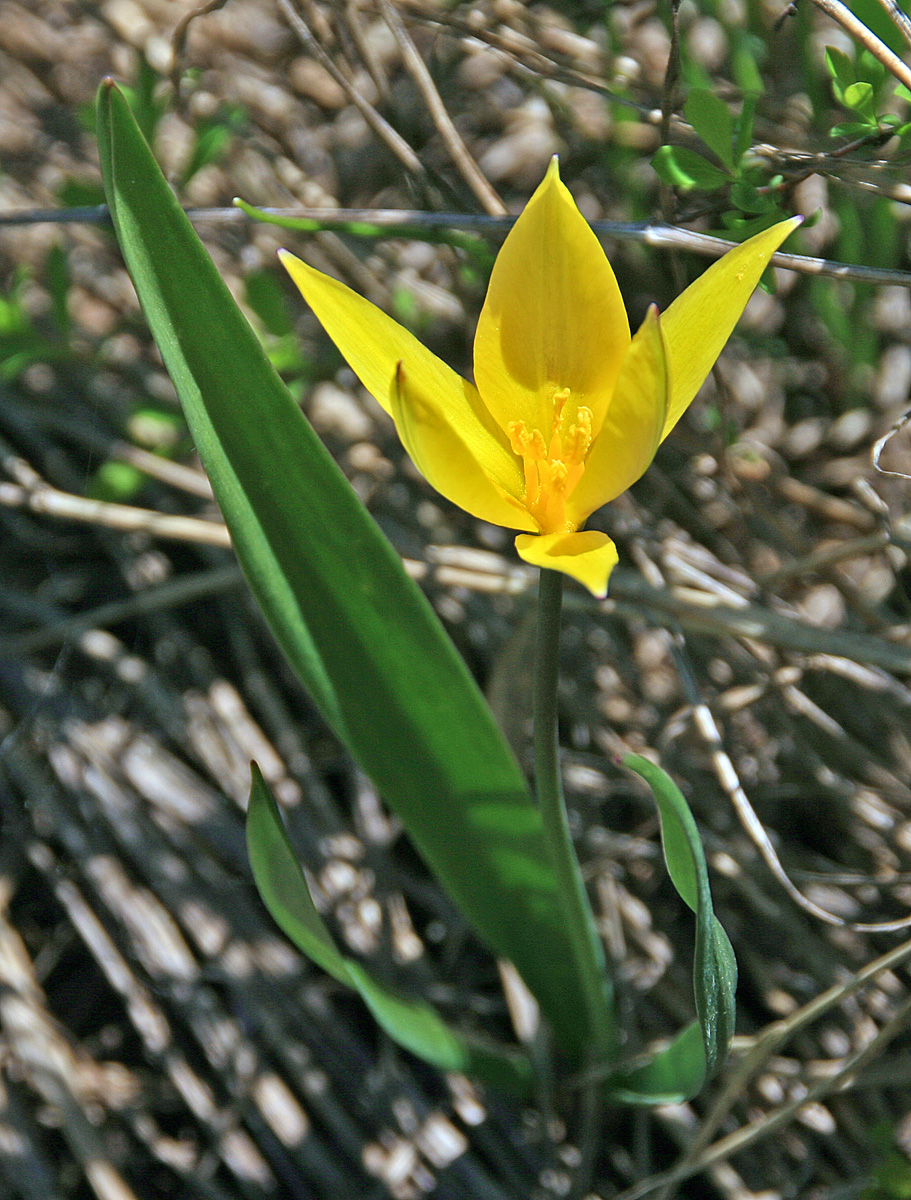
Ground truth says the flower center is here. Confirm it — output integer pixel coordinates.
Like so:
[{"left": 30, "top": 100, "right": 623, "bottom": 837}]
[{"left": 507, "top": 388, "right": 593, "bottom": 533}]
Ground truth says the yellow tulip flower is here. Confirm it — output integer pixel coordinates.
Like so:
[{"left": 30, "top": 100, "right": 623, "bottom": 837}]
[{"left": 280, "top": 160, "right": 799, "bottom": 597}]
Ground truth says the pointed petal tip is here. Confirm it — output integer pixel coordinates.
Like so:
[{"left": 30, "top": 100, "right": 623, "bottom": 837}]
[{"left": 515, "top": 531, "right": 618, "bottom": 597}]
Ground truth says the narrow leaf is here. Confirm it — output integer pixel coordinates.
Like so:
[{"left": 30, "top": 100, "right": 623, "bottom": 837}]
[
  {"left": 602, "top": 755, "right": 737, "bottom": 1103},
  {"left": 247, "top": 767, "right": 532, "bottom": 1093},
  {"left": 96, "top": 80, "right": 601, "bottom": 1060}
]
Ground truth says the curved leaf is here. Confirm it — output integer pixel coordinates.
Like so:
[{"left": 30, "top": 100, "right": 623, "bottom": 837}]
[
  {"left": 603, "top": 755, "right": 736, "bottom": 1104},
  {"left": 247, "top": 767, "right": 532, "bottom": 1093},
  {"left": 95, "top": 80, "right": 602, "bottom": 1060}
]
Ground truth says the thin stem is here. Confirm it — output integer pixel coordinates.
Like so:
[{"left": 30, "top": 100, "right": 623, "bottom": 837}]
[
  {"left": 534, "top": 568, "right": 614, "bottom": 1065},
  {"left": 808, "top": 0, "right": 911, "bottom": 92}
]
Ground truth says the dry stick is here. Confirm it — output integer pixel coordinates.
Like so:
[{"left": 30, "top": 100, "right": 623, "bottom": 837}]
[
  {"left": 344, "top": 0, "right": 390, "bottom": 100},
  {"left": 8, "top": 464, "right": 911, "bottom": 677},
  {"left": 872, "top": 0, "right": 911, "bottom": 51},
  {"left": 169, "top": 0, "right": 231, "bottom": 95},
  {"left": 0, "top": 468, "right": 230, "bottom": 547},
  {"left": 4, "top": 202, "right": 911, "bottom": 289},
  {"left": 398, "top": 0, "right": 656, "bottom": 119},
  {"left": 0, "top": 565, "right": 242, "bottom": 657},
  {"left": 658, "top": 933, "right": 911, "bottom": 1196},
  {"left": 376, "top": 0, "right": 507, "bottom": 216},
  {"left": 873, "top": 408, "right": 911, "bottom": 478},
  {"left": 275, "top": 0, "right": 424, "bottom": 176},
  {"left": 631, "top": 542, "right": 911, "bottom": 933},
  {"left": 691, "top": 697, "right": 911, "bottom": 932},
  {"left": 758, "top": 530, "right": 890, "bottom": 587},
  {"left": 0, "top": 904, "right": 142, "bottom": 1200},
  {"left": 641, "top": 958, "right": 911, "bottom": 1200},
  {"left": 809, "top": 0, "right": 911, "bottom": 91}
]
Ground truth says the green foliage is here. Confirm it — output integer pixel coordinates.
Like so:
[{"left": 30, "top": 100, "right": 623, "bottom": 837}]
[
  {"left": 115, "top": 56, "right": 170, "bottom": 146},
  {"left": 653, "top": 89, "right": 788, "bottom": 237},
  {"left": 234, "top": 198, "right": 494, "bottom": 269},
  {"left": 602, "top": 756, "right": 737, "bottom": 1104},
  {"left": 178, "top": 103, "right": 246, "bottom": 188},
  {"left": 0, "top": 261, "right": 68, "bottom": 381},
  {"left": 96, "top": 80, "right": 608, "bottom": 1066},
  {"left": 825, "top": 46, "right": 911, "bottom": 141},
  {"left": 244, "top": 269, "right": 309, "bottom": 380},
  {"left": 863, "top": 1124, "right": 911, "bottom": 1200},
  {"left": 88, "top": 460, "right": 146, "bottom": 502},
  {"left": 246, "top": 768, "right": 533, "bottom": 1092}
]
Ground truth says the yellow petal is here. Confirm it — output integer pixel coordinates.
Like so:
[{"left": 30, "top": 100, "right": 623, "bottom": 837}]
[
  {"left": 473, "top": 158, "right": 630, "bottom": 440},
  {"left": 391, "top": 363, "right": 534, "bottom": 530},
  {"left": 280, "top": 249, "right": 463, "bottom": 419},
  {"left": 567, "top": 304, "right": 668, "bottom": 524},
  {"left": 281, "top": 248, "right": 524, "bottom": 504},
  {"left": 660, "top": 216, "right": 801, "bottom": 441},
  {"left": 514, "top": 530, "right": 619, "bottom": 597}
]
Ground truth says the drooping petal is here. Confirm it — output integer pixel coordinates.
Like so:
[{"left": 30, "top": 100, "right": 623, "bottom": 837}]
[
  {"left": 515, "top": 530, "right": 619, "bottom": 597},
  {"left": 474, "top": 158, "right": 631, "bottom": 440},
  {"left": 391, "top": 363, "right": 534, "bottom": 530},
  {"left": 280, "top": 248, "right": 524, "bottom": 503},
  {"left": 659, "top": 217, "right": 801, "bottom": 442},
  {"left": 567, "top": 304, "right": 668, "bottom": 525}
]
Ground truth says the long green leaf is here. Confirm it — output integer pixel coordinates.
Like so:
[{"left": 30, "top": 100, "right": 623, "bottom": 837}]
[
  {"left": 602, "top": 755, "right": 737, "bottom": 1104},
  {"left": 247, "top": 767, "right": 532, "bottom": 1093},
  {"left": 95, "top": 80, "right": 599, "bottom": 1060}
]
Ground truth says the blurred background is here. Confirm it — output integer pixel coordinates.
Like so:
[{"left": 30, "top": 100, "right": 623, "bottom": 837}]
[{"left": 4, "top": 1, "right": 911, "bottom": 1197}]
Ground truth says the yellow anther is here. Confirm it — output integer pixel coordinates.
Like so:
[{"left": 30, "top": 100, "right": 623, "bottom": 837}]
[
  {"left": 508, "top": 395, "right": 591, "bottom": 533},
  {"left": 507, "top": 420, "right": 547, "bottom": 460},
  {"left": 552, "top": 386, "right": 571, "bottom": 423},
  {"left": 564, "top": 406, "right": 593, "bottom": 464},
  {"left": 507, "top": 420, "right": 528, "bottom": 456}
]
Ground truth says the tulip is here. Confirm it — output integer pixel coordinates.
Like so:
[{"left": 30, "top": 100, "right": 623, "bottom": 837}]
[{"left": 281, "top": 161, "right": 798, "bottom": 596}]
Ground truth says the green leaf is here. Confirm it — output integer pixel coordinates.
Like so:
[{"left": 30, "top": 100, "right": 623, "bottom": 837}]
[
  {"left": 235, "top": 198, "right": 493, "bottom": 266},
  {"left": 95, "top": 80, "right": 602, "bottom": 1062},
  {"left": 45, "top": 243, "right": 71, "bottom": 339},
  {"left": 247, "top": 767, "right": 533, "bottom": 1092},
  {"left": 830, "top": 119, "right": 877, "bottom": 138},
  {"left": 844, "top": 80, "right": 876, "bottom": 118},
  {"left": 730, "top": 179, "right": 777, "bottom": 216},
  {"left": 734, "top": 93, "right": 759, "bottom": 167},
  {"left": 684, "top": 89, "right": 735, "bottom": 169},
  {"left": 244, "top": 269, "right": 295, "bottom": 338},
  {"left": 730, "top": 32, "right": 765, "bottom": 96},
  {"left": 652, "top": 145, "right": 731, "bottom": 192},
  {"left": 602, "top": 755, "right": 737, "bottom": 1104},
  {"left": 825, "top": 45, "right": 856, "bottom": 97}
]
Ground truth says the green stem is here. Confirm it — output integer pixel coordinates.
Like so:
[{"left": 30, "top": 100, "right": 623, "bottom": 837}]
[{"left": 534, "top": 568, "right": 614, "bottom": 1064}]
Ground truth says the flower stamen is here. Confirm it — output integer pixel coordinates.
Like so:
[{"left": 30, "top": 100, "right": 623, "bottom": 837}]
[{"left": 508, "top": 396, "right": 594, "bottom": 533}]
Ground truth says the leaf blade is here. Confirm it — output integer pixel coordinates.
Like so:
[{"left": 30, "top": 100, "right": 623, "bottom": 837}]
[
  {"left": 684, "top": 89, "right": 735, "bottom": 169},
  {"left": 247, "top": 767, "right": 533, "bottom": 1092},
  {"left": 96, "top": 80, "right": 601, "bottom": 1060},
  {"left": 602, "top": 755, "right": 737, "bottom": 1103}
]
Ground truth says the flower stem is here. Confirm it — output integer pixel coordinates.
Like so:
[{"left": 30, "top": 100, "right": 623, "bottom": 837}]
[{"left": 534, "top": 568, "right": 614, "bottom": 1064}]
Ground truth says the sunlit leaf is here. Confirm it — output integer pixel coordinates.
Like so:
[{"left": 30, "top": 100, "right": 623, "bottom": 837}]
[
  {"left": 652, "top": 145, "right": 731, "bottom": 192},
  {"left": 96, "top": 79, "right": 604, "bottom": 1062},
  {"left": 247, "top": 767, "right": 533, "bottom": 1092}
]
